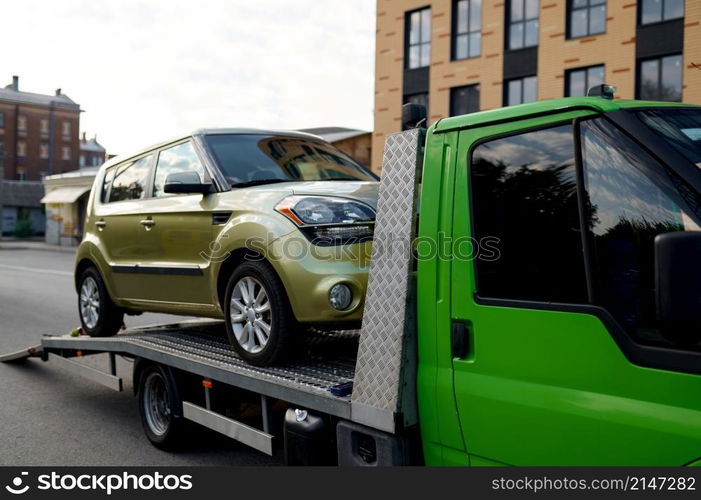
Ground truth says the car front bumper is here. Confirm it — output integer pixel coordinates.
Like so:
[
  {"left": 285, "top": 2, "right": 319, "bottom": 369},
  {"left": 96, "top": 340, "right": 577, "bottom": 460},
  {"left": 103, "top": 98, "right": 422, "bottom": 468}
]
[{"left": 265, "top": 232, "right": 372, "bottom": 324}]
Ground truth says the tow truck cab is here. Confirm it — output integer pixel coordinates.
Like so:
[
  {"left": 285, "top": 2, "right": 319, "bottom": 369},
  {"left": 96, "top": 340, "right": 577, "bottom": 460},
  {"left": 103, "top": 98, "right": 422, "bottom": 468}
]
[{"left": 417, "top": 96, "right": 701, "bottom": 465}]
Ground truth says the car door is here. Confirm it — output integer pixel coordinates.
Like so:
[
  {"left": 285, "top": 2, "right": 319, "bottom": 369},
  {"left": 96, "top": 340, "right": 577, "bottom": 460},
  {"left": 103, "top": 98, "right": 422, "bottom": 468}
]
[
  {"left": 93, "top": 154, "right": 155, "bottom": 300},
  {"left": 132, "top": 139, "right": 216, "bottom": 307}
]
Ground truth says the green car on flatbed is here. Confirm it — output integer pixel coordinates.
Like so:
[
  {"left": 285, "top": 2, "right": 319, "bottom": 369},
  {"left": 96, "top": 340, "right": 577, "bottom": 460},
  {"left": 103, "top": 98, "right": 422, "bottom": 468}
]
[{"left": 5, "top": 91, "right": 701, "bottom": 466}]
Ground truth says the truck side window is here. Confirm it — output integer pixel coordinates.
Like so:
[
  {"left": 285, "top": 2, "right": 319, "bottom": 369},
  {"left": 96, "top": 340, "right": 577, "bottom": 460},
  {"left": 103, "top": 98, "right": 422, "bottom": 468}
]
[
  {"left": 581, "top": 118, "right": 701, "bottom": 352},
  {"left": 470, "top": 125, "right": 588, "bottom": 303}
]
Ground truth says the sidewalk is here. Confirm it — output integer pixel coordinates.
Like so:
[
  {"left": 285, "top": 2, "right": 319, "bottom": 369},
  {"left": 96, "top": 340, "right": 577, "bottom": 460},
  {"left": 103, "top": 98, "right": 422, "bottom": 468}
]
[{"left": 0, "top": 239, "right": 76, "bottom": 253}]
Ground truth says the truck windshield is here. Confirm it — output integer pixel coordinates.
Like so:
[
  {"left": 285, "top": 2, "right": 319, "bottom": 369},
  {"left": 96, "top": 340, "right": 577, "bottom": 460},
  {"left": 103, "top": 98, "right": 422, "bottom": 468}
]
[
  {"left": 636, "top": 108, "right": 701, "bottom": 167},
  {"left": 204, "top": 134, "right": 377, "bottom": 186}
]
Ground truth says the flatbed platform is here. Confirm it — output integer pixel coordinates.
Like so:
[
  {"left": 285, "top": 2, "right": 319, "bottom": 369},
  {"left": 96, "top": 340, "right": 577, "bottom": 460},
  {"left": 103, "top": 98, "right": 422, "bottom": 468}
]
[{"left": 36, "top": 321, "right": 359, "bottom": 419}]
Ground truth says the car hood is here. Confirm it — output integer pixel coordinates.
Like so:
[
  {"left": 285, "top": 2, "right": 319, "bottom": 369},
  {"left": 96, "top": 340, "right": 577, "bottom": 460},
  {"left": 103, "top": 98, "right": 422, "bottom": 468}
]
[{"left": 290, "top": 181, "right": 379, "bottom": 210}]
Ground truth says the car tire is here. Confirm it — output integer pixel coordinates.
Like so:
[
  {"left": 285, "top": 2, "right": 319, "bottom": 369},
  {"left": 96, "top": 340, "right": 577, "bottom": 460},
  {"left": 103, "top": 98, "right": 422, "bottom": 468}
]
[
  {"left": 77, "top": 266, "right": 124, "bottom": 338},
  {"left": 224, "top": 260, "right": 297, "bottom": 366},
  {"left": 137, "top": 364, "right": 188, "bottom": 450}
]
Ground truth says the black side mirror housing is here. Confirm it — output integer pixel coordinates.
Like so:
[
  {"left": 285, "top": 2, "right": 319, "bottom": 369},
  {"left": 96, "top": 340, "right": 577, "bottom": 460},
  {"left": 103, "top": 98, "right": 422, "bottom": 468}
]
[
  {"left": 164, "top": 171, "right": 212, "bottom": 195},
  {"left": 655, "top": 231, "right": 701, "bottom": 343},
  {"left": 402, "top": 103, "right": 427, "bottom": 130}
]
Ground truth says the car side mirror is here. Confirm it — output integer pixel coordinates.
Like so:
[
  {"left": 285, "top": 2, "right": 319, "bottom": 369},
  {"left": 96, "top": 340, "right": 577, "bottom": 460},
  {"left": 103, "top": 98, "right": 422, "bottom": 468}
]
[
  {"left": 164, "top": 171, "right": 212, "bottom": 194},
  {"left": 655, "top": 231, "right": 701, "bottom": 343}
]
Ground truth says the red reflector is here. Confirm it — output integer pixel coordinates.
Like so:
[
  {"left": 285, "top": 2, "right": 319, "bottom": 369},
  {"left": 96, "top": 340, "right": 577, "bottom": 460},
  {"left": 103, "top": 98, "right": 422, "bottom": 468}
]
[
  {"left": 202, "top": 380, "right": 213, "bottom": 389},
  {"left": 76, "top": 351, "right": 83, "bottom": 357}
]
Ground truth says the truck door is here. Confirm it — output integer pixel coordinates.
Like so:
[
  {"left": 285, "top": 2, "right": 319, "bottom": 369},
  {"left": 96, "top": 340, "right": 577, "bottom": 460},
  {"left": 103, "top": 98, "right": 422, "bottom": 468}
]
[{"left": 448, "top": 114, "right": 701, "bottom": 465}]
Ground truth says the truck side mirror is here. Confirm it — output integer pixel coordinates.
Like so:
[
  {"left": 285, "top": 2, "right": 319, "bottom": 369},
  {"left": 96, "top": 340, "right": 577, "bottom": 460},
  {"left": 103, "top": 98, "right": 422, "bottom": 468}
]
[
  {"left": 655, "top": 231, "right": 701, "bottom": 344},
  {"left": 164, "top": 171, "right": 212, "bottom": 195},
  {"left": 402, "top": 103, "right": 427, "bottom": 130}
]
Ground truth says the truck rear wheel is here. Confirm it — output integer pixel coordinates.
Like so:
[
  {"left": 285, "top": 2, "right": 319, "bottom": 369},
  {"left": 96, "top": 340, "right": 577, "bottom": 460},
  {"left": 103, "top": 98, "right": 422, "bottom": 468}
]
[
  {"left": 137, "top": 364, "right": 187, "bottom": 450},
  {"left": 77, "top": 267, "right": 124, "bottom": 337}
]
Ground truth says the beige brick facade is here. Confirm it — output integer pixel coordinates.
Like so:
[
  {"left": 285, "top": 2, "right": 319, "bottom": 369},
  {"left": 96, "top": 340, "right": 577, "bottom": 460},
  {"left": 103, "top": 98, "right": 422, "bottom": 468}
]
[{"left": 373, "top": 0, "right": 701, "bottom": 172}]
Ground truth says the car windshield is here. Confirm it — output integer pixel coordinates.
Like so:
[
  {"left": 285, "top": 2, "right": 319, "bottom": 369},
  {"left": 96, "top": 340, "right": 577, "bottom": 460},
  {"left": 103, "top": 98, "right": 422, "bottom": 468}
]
[
  {"left": 636, "top": 108, "right": 701, "bottom": 167},
  {"left": 204, "top": 134, "right": 378, "bottom": 185}
]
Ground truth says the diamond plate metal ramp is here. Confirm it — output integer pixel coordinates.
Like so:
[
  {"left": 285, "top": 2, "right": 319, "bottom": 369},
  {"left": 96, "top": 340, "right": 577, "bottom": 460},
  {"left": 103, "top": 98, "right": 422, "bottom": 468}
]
[{"left": 351, "top": 128, "right": 424, "bottom": 433}]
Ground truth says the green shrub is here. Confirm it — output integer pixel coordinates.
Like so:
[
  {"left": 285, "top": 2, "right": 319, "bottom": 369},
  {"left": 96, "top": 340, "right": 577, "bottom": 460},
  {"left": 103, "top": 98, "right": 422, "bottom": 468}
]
[{"left": 13, "top": 217, "right": 34, "bottom": 238}]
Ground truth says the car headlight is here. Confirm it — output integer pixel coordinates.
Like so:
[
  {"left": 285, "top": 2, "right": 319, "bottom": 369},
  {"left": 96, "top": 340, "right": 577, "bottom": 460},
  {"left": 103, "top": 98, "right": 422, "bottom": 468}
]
[{"left": 275, "top": 196, "right": 375, "bottom": 246}]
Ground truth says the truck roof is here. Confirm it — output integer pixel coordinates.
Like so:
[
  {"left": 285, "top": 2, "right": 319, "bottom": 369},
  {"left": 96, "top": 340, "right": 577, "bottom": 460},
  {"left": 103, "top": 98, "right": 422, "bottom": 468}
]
[{"left": 431, "top": 97, "right": 698, "bottom": 134}]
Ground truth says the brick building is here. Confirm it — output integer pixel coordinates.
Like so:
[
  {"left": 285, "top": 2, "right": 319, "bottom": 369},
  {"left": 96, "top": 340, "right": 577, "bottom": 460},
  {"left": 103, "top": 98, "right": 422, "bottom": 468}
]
[
  {"left": 79, "top": 132, "right": 106, "bottom": 168},
  {"left": 373, "top": 0, "right": 701, "bottom": 171},
  {"left": 0, "top": 75, "right": 81, "bottom": 181}
]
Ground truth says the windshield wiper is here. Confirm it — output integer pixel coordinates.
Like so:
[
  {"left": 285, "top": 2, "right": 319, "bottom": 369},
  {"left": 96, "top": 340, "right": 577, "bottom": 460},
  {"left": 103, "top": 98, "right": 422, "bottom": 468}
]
[{"left": 231, "top": 179, "right": 291, "bottom": 188}]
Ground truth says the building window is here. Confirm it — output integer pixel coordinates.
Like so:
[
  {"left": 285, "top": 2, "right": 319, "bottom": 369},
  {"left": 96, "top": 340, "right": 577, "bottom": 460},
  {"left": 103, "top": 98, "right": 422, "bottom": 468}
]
[
  {"left": 406, "top": 7, "right": 431, "bottom": 69},
  {"left": 640, "top": 0, "right": 683, "bottom": 25},
  {"left": 40, "top": 119, "right": 49, "bottom": 135},
  {"left": 568, "top": 0, "right": 606, "bottom": 38},
  {"left": 17, "top": 116, "right": 27, "bottom": 131},
  {"left": 508, "top": 0, "right": 539, "bottom": 50},
  {"left": 40, "top": 143, "right": 49, "bottom": 159},
  {"left": 62, "top": 146, "right": 71, "bottom": 160},
  {"left": 453, "top": 0, "right": 481, "bottom": 60},
  {"left": 0, "top": 112, "right": 4, "bottom": 128},
  {"left": 80, "top": 154, "right": 86, "bottom": 167},
  {"left": 450, "top": 85, "right": 480, "bottom": 116},
  {"left": 16, "top": 168, "right": 26, "bottom": 181},
  {"left": 61, "top": 121, "right": 71, "bottom": 137},
  {"left": 638, "top": 54, "right": 682, "bottom": 102},
  {"left": 566, "top": 64, "right": 605, "bottom": 96},
  {"left": 17, "top": 141, "right": 26, "bottom": 157},
  {"left": 506, "top": 76, "right": 537, "bottom": 105}
]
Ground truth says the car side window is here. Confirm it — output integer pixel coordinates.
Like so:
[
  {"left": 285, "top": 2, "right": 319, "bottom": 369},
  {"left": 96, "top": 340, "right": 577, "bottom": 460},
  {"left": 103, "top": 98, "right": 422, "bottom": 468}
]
[
  {"left": 108, "top": 155, "right": 153, "bottom": 203},
  {"left": 101, "top": 167, "right": 115, "bottom": 203},
  {"left": 470, "top": 124, "right": 588, "bottom": 303},
  {"left": 153, "top": 141, "right": 207, "bottom": 197}
]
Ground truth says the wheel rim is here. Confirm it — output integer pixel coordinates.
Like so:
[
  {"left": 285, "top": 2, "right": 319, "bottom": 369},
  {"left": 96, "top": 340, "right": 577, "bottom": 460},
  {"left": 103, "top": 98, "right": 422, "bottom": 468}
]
[
  {"left": 229, "top": 276, "right": 272, "bottom": 355},
  {"left": 143, "top": 372, "right": 171, "bottom": 436},
  {"left": 79, "top": 277, "right": 100, "bottom": 330}
]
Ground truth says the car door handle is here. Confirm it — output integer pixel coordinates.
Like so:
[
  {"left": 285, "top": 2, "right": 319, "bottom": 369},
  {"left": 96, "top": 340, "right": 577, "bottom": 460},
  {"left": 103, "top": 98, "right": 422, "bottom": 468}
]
[
  {"left": 139, "top": 218, "right": 156, "bottom": 229},
  {"left": 95, "top": 220, "right": 106, "bottom": 230}
]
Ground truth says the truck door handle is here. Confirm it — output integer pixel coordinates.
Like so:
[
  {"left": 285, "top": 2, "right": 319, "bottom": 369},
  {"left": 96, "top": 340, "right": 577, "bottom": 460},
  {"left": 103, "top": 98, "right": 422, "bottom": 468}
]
[
  {"left": 452, "top": 322, "right": 471, "bottom": 359},
  {"left": 95, "top": 220, "right": 106, "bottom": 230}
]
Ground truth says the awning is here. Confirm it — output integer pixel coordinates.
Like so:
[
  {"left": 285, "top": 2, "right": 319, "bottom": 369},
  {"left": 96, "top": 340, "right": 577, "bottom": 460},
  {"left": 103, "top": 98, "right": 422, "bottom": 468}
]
[{"left": 40, "top": 186, "right": 91, "bottom": 204}]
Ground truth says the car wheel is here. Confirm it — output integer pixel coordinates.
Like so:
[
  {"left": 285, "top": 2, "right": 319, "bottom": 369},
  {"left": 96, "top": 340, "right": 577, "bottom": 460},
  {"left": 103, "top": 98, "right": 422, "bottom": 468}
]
[
  {"left": 137, "top": 364, "right": 187, "bottom": 450},
  {"left": 224, "top": 260, "right": 297, "bottom": 366},
  {"left": 77, "top": 267, "right": 124, "bottom": 337}
]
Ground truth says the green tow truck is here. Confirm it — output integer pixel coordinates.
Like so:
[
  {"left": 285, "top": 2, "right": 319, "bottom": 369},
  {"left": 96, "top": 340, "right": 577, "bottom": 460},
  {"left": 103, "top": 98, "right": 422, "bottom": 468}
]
[{"left": 4, "top": 88, "right": 701, "bottom": 466}]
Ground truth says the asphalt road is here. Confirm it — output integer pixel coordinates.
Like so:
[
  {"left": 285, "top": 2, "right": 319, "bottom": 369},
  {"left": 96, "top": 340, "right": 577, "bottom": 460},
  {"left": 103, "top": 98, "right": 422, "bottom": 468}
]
[{"left": 0, "top": 248, "right": 280, "bottom": 465}]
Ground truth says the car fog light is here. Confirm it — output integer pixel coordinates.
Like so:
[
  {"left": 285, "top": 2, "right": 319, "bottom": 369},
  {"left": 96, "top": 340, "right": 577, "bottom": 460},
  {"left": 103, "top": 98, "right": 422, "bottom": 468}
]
[{"left": 329, "top": 284, "right": 353, "bottom": 311}]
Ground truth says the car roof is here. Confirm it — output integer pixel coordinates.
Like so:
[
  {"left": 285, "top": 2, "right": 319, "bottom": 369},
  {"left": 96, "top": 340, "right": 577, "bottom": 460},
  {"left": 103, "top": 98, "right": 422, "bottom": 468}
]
[
  {"left": 431, "top": 97, "right": 699, "bottom": 134},
  {"left": 100, "top": 128, "right": 323, "bottom": 171}
]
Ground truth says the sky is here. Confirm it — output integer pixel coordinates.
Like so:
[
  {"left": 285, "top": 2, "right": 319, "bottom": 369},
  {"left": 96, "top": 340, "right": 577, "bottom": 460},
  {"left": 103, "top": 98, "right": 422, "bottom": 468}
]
[{"left": 1, "top": 0, "right": 376, "bottom": 155}]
